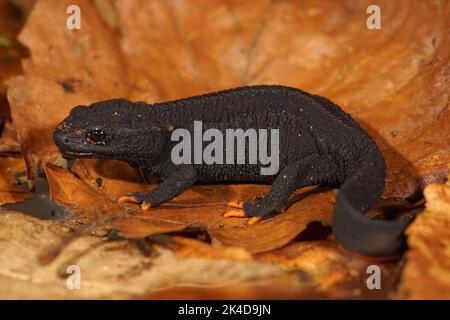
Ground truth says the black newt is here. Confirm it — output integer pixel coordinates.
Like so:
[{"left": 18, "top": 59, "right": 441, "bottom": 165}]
[{"left": 53, "top": 85, "right": 412, "bottom": 257}]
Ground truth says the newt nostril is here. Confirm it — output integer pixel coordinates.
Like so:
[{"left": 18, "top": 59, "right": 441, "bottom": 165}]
[{"left": 53, "top": 129, "right": 67, "bottom": 146}]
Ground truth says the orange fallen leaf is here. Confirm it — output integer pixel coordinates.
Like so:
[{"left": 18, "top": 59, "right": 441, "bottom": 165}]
[
  {"left": 397, "top": 174, "right": 450, "bottom": 299},
  {"left": 6, "top": 0, "right": 450, "bottom": 195}
]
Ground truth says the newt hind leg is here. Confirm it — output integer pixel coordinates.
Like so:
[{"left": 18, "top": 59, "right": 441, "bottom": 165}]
[{"left": 224, "top": 155, "right": 337, "bottom": 224}]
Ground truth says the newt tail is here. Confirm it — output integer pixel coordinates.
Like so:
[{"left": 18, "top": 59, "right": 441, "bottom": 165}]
[{"left": 332, "top": 145, "right": 412, "bottom": 257}]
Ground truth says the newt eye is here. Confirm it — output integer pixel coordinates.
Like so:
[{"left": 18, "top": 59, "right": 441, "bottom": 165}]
[{"left": 86, "top": 128, "right": 107, "bottom": 145}]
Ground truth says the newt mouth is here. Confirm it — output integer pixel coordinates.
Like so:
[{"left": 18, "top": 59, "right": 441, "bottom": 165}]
[{"left": 61, "top": 151, "right": 95, "bottom": 158}]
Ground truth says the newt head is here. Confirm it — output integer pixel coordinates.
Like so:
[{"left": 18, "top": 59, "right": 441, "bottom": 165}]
[{"left": 53, "top": 99, "right": 165, "bottom": 164}]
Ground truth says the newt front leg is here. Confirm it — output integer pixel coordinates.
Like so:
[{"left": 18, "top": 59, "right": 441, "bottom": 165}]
[{"left": 119, "top": 164, "right": 197, "bottom": 210}]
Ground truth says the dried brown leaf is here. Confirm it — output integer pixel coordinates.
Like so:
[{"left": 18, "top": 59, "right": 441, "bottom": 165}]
[
  {"left": 0, "top": 209, "right": 282, "bottom": 299},
  {"left": 397, "top": 174, "right": 450, "bottom": 299}
]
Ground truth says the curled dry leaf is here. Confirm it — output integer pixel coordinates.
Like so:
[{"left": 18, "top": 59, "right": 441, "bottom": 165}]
[
  {"left": 0, "top": 208, "right": 400, "bottom": 299},
  {"left": 397, "top": 174, "right": 450, "bottom": 299},
  {"left": 0, "top": 209, "right": 283, "bottom": 299}
]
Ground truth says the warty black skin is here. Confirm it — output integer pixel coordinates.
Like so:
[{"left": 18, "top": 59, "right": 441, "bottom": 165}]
[{"left": 53, "top": 85, "right": 412, "bottom": 257}]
